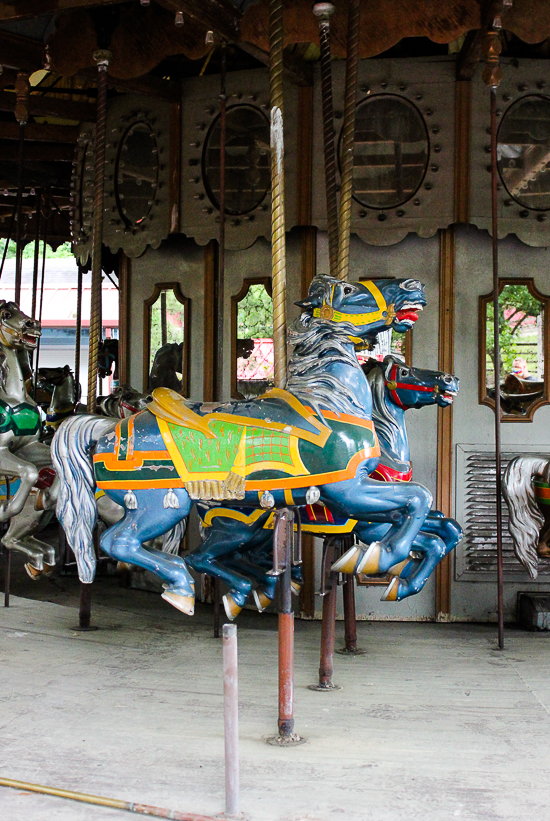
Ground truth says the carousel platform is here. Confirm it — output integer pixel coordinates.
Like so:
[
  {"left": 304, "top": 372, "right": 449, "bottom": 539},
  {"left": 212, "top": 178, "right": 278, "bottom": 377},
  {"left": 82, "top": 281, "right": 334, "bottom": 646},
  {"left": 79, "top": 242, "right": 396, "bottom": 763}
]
[{"left": 1, "top": 556, "right": 549, "bottom": 821}]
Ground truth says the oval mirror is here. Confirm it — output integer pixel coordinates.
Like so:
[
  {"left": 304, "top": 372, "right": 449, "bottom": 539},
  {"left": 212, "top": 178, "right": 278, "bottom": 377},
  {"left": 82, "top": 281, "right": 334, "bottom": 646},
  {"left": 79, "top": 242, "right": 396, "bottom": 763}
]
[
  {"left": 115, "top": 122, "right": 159, "bottom": 227},
  {"left": 203, "top": 105, "right": 271, "bottom": 215},
  {"left": 349, "top": 94, "right": 429, "bottom": 210},
  {"left": 498, "top": 96, "right": 550, "bottom": 211}
]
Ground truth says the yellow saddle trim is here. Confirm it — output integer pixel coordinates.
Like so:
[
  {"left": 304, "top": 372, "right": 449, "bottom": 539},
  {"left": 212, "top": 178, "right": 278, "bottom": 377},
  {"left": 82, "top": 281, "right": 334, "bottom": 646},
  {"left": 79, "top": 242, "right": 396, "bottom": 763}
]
[
  {"left": 149, "top": 386, "right": 331, "bottom": 448},
  {"left": 313, "top": 280, "right": 395, "bottom": 327}
]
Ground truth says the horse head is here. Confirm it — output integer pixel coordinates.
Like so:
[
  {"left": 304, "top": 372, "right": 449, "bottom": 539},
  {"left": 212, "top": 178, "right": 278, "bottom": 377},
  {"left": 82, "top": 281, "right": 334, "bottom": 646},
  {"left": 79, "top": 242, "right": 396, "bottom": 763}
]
[
  {"left": 381, "top": 354, "right": 459, "bottom": 409},
  {"left": 98, "top": 338, "right": 119, "bottom": 379},
  {"left": 296, "top": 275, "right": 426, "bottom": 345},
  {"left": 0, "top": 300, "right": 40, "bottom": 351}
]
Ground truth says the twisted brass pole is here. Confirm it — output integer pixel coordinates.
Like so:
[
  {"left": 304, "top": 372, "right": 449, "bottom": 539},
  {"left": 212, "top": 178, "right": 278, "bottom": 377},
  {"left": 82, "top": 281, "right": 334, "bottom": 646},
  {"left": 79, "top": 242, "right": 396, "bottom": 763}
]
[
  {"left": 313, "top": 2, "right": 338, "bottom": 278},
  {"left": 270, "top": 0, "right": 287, "bottom": 389},
  {"left": 87, "top": 49, "right": 111, "bottom": 413},
  {"left": 337, "top": 0, "right": 360, "bottom": 280}
]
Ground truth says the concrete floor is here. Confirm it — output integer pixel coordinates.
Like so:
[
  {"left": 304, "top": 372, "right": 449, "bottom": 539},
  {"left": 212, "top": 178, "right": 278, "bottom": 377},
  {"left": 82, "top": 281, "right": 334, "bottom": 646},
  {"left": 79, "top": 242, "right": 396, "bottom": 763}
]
[{"left": 1, "top": 555, "right": 550, "bottom": 821}]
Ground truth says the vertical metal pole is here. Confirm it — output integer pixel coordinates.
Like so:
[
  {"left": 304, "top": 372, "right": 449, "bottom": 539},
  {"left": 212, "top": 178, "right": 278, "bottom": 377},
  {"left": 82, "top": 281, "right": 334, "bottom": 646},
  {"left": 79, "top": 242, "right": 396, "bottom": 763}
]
[
  {"left": 216, "top": 43, "right": 227, "bottom": 403},
  {"left": 33, "top": 207, "right": 48, "bottom": 399},
  {"left": 31, "top": 189, "right": 41, "bottom": 320},
  {"left": 79, "top": 583, "right": 92, "bottom": 629},
  {"left": 342, "top": 576, "right": 357, "bottom": 651},
  {"left": 0, "top": 202, "right": 18, "bottom": 284},
  {"left": 278, "top": 543, "right": 295, "bottom": 735},
  {"left": 160, "top": 290, "right": 167, "bottom": 346},
  {"left": 87, "top": 49, "right": 111, "bottom": 414},
  {"left": 3, "top": 479, "right": 10, "bottom": 607},
  {"left": 14, "top": 123, "right": 25, "bottom": 305},
  {"left": 313, "top": 2, "right": 338, "bottom": 278},
  {"left": 337, "top": 0, "right": 360, "bottom": 281},
  {"left": 213, "top": 577, "right": 221, "bottom": 639},
  {"left": 318, "top": 575, "right": 338, "bottom": 687},
  {"left": 223, "top": 623, "right": 239, "bottom": 817},
  {"left": 483, "top": 29, "right": 505, "bottom": 650}
]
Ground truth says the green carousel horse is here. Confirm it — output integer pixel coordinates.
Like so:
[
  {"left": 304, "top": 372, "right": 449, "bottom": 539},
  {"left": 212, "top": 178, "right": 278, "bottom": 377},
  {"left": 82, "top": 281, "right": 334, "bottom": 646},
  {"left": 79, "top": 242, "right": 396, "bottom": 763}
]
[{"left": 52, "top": 275, "right": 430, "bottom": 617}]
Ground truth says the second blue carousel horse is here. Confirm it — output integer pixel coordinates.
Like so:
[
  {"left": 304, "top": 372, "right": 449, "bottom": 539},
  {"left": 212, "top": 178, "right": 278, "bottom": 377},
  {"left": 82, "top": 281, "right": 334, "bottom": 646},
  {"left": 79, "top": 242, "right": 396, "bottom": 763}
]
[{"left": 192, "top": 354, "right": 462, "bottom": 617}]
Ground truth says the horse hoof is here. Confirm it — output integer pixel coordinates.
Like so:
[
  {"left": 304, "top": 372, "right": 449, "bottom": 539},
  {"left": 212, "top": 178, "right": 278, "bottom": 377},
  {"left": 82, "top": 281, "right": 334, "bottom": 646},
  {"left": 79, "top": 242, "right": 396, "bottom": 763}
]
[
  {"left": 223, "top": 592, "right": 244, "bottom": 621},
  {"left": 42, "top": 563, "right": 56, "bottom": 576},
  {"left": 161, "top": 589, "right": 195, "bottom": 616},
  {"left": 253, "top": 589, "right": 272, "bottom": 612},
  {"left": 291, "top": 580, "right": 302, "bottom": 597},
  {"left": 357, "top": 542, "right": 382, "bottom": 575},
  {"left": 381, "top": 577, "right": 399, "bottom": 602},
  {"left": 24, "top": 563, "right": 42, "bottom": 580},
  {"left": 387, "top": 558, "right": 409, "bottom": 577},
  {"left": 331, "top": 546, "right": 362, "bottom": 574}
]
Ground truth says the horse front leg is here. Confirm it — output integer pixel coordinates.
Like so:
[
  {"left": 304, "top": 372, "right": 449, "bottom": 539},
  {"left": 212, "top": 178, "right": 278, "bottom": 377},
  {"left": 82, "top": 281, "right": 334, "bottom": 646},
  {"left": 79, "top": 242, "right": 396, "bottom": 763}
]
[
  {"left": 0, "top": 445, "right": 39, "bottom": 521},
  {"left": 325, "top": 476, "right": 432, "bottom": 576},
  {"left": 382, "top": 531, "right": 447, "bottom": 601},
  {"left": 1, "top": 489, "right": 55, "bottom": 575}
]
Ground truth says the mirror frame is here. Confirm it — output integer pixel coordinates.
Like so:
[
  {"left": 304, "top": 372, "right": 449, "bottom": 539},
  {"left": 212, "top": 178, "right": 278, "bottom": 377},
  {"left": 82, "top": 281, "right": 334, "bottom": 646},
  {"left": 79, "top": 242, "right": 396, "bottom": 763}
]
[
  {"left": 478, "top": 277, "right": 550, "bottom": 422},
  {"left": 143, "top": 281, "right": 190, "bottom": 395},
  {"left": 231, "top": 276, "right": 273, "bottom": 400}
]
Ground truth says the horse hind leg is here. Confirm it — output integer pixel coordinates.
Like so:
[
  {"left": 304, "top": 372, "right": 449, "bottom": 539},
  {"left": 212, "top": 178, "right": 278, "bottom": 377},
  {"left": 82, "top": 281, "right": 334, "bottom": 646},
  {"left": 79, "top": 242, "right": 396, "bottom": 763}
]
[{"left": 1, "top": 491, "right": 55, "bottom": 577}]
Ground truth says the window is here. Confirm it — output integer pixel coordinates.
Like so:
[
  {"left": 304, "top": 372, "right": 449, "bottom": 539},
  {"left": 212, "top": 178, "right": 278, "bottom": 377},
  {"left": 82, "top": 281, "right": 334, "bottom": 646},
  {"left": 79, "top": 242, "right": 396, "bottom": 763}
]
[{"left": 231, "top": 278, "right": 273, "bottom": 399}]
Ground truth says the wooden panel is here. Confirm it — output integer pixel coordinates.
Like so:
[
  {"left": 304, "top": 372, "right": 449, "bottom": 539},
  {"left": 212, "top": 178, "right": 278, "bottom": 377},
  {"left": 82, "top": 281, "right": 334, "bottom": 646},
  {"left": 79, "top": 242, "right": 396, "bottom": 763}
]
[
  {"left": 454, "top": 80, "right": 471, "bottom": 224},
  {"left": 203, "top": 240, "right": 217, "bottom": 403},
  {"left": 118, "top": 252, "right": 130, "bottom": 386},
  {"left": 295, "top": 85, "right": 313, "bottom": 226},
  {"left": 435, "top": 226, "right": 456, "bottom": 621}
]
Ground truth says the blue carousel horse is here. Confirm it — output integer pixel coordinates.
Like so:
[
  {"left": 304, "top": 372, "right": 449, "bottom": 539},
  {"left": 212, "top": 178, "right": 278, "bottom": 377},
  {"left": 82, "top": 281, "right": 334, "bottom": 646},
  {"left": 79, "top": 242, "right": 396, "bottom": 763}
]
[
  {"left": 192, "top": 354, "right": 463, "bottom": 617},
  {"left": 52, "top": 274, "right": 431, "bottom": 618}
]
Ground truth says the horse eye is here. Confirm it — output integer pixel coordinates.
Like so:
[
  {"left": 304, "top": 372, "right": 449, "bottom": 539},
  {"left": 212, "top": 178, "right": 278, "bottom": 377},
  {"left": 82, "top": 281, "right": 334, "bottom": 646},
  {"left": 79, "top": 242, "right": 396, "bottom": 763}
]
[
  {"left": 343, "top": 286, "right": 353, "bottom": 295},
  {"left": 2, "top": 311, "right": 11, "bottom": 320},
  {"left": 400, "top": 368, "right": 409, "bottom": 377}
]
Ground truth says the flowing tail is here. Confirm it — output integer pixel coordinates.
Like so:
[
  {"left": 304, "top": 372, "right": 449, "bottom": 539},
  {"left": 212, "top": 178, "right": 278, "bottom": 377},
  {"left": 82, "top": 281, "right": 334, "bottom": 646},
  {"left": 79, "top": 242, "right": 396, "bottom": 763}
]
[
  {"left": 503, "top": 455, "right": 550, "bottom": 579},
  {"left": 52, "top": 415, "right": 117, "bottom": 583}
]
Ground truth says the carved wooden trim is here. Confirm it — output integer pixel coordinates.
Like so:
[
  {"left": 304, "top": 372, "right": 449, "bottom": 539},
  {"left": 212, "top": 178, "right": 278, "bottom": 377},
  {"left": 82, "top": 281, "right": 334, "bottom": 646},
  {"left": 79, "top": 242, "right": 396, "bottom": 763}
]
[
  {"left": 118, "top": 251, "right": 130, "bottom": 386},
  {"left": 454, "top": 79, "right": 471, "bottom": 224},
  {"left": 296, "top": 85, "right": 314, "bottom": 226},
  {"left": 230, "top": 276, "right": 272, "bottom": 400},
  {"left": 203, "top": 240, "right": 217, "bottom": 402},
  {"left": 143, "top": 281, "right": 190, "bottom": 396},
  {"left": 169, "top": 99, "right": 181, "bottom": 234},
  {"left": 478, "top": 277, "right": 550, "bottom": 423},
  {"left": 436, "top": 226, "right": 456, "bottom": 621}
]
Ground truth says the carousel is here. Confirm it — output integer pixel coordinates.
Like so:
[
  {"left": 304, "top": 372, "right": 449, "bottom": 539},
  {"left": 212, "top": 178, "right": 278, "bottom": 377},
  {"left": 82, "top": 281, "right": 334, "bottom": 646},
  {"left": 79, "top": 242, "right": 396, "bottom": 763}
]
[{"left": 1, "top": 2, "right": 550, "bottom": 819}]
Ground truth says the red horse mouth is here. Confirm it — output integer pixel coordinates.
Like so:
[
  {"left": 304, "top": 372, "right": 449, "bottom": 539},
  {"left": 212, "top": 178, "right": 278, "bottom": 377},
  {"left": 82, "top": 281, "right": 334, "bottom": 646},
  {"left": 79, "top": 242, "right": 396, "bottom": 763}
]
[
  {"left": 23, "top": 333, "right": 39, "bottom": 346},
  {"left": 396, "top": 307, "right": 421, "bottom": 324}
]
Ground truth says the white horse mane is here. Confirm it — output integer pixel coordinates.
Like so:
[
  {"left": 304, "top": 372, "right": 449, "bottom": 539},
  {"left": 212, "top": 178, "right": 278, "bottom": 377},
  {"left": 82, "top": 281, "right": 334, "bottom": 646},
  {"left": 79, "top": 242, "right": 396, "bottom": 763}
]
[{"left": 503, "top": 455, "right": 550, "bottom": 579}]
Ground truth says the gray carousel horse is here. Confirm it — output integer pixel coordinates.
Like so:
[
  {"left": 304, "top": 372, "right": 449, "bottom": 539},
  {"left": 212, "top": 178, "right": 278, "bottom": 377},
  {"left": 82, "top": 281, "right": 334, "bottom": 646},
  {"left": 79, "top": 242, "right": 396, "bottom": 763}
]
[
  {"left": 0, "top": 300, "right": 58, "bottom": 575},
  {"left": 503, "top": 454, "right": 550, "bottom": 578}
]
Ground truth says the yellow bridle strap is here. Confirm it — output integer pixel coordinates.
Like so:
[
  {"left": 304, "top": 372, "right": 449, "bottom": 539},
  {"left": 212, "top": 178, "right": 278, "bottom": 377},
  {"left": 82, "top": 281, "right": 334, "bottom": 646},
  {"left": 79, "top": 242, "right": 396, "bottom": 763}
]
[{"left": 312, "top": 280, "right": 392, "bottom": 326}]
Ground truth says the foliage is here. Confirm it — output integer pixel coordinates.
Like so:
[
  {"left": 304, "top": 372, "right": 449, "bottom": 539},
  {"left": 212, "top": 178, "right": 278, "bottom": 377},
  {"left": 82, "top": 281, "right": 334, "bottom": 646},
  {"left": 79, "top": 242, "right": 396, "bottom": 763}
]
[
  {"left": 486, "top": 284, "right": 543, "bottom": 379},
  {"left": 237, "top": 283, "right": 273, "bottom": 339},
  {"left": 0, "top": 239, "right": 73, "bottom": 259}
]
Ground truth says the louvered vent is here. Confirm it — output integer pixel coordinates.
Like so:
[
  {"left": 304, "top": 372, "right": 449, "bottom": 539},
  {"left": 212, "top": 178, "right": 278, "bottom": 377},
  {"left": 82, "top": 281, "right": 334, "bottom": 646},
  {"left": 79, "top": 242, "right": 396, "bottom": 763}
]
[{"left": 461, "top": 451, "right": 550, "bottom": 575}]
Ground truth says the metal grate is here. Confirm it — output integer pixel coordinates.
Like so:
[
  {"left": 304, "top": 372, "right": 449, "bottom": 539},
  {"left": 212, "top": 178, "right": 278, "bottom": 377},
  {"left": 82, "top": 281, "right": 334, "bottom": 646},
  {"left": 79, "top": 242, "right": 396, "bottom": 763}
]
[{"left": 462, "top": 451, "right": 550, "bottom": 575}]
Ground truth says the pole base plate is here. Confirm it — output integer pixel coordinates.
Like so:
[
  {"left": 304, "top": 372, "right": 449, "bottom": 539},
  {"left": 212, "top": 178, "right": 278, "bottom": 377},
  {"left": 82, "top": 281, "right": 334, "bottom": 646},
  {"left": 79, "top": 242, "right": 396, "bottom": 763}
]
[
  {"left": 265, "top": 733, "right": 307, "bottom": 746},
  {"left": 307, "top": 682, "right": 343, "bottom": 691},
  {"left": 335, "top": 646, "right": 367, "bottom": 655},
  {"left": 72, "top": 625, "right": 99, "bottom": 632}
]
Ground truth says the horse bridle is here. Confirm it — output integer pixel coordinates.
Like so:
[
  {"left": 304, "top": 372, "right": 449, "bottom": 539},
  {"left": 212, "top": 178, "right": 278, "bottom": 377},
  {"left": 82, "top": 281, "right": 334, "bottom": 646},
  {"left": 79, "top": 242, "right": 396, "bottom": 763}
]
[{"left": 384, "top": 363, "right": 436, "bottom": 410}]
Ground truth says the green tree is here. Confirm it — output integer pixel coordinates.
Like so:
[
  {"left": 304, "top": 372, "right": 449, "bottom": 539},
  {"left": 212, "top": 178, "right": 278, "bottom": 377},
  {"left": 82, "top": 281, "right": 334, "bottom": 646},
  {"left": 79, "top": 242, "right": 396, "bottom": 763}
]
[
  {"left": 486, "top": 284, "right": 543, "bottom": 379},
  {"left": 237, "top": 283, "right": 273, "bottom": 338},
  {"left": 0, "top": 239, "right": 73, "bottom": 259}
]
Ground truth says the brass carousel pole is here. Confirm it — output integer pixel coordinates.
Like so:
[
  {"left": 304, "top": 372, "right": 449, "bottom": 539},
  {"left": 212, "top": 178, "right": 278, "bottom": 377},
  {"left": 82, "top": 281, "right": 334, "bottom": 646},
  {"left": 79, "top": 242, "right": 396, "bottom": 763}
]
[
  {"left": 267, "top": 0, "right": 304, "bottom": 746},
  {"left": 213, "top": 41, "right": 227, "bottom": 640},
  {"left": 337, "top": 0, "right": 359, "bottom": 281},
  {"left": 313, "top": 2, "right": 339, "bottom": 277},
  {"left": 483, "top": 27, "right": 505, "bottom": 650},
  {"left": 80, "top": 47, "right": 110, "bottom": 632}
]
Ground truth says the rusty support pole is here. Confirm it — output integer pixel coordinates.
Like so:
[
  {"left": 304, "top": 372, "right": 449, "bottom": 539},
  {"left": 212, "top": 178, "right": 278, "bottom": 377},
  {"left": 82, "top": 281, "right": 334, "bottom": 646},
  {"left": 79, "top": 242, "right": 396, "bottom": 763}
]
[
  {"left": 223, "top": 623, "right": 239, "bottom": 817},
  {"left": 483, "top": 27, "right": 505, "bottom": 650},
  {"left": 87, "top": 49, "right": 110, "bottom": 413},
  {"left": 213, "top": 577, "right": 221, "bottom": 639},
  {"left": 337, "top": 0, "right": 360, "bottom": 281},
  {"left": 336, "top": 574, "right": 366, "bottom": 655},
  {"left": 78, "top": 582, "right": 92, "bottom": 629},
  {"left": 33, "top": 201, "right": 48, "bottom": 399},
  {"left": 309, "top": 539, "right": 342, "bottom": 690},
  {"left": 313, "top": 2, "right": 338, "bottom": 277},
  {"left": 14, "top": 72, "right": 29, "bottom": 305}
]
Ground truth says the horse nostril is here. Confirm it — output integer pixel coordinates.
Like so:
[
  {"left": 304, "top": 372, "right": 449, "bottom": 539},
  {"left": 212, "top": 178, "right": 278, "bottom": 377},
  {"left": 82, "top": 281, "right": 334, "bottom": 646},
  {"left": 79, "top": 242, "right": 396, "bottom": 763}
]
[{"left": 444, "top": 376, "right": 452, "bottom": 383}]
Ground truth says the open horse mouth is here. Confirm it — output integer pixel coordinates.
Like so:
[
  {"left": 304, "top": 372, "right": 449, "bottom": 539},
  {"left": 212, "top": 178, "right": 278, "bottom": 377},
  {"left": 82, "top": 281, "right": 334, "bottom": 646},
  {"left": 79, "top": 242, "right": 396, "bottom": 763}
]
[
  {"left": 23, "top": 332, "right": 40, "bottom": 347},
  {"left": 395, "top": 303, "right": 423, "bottom": 326}
]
